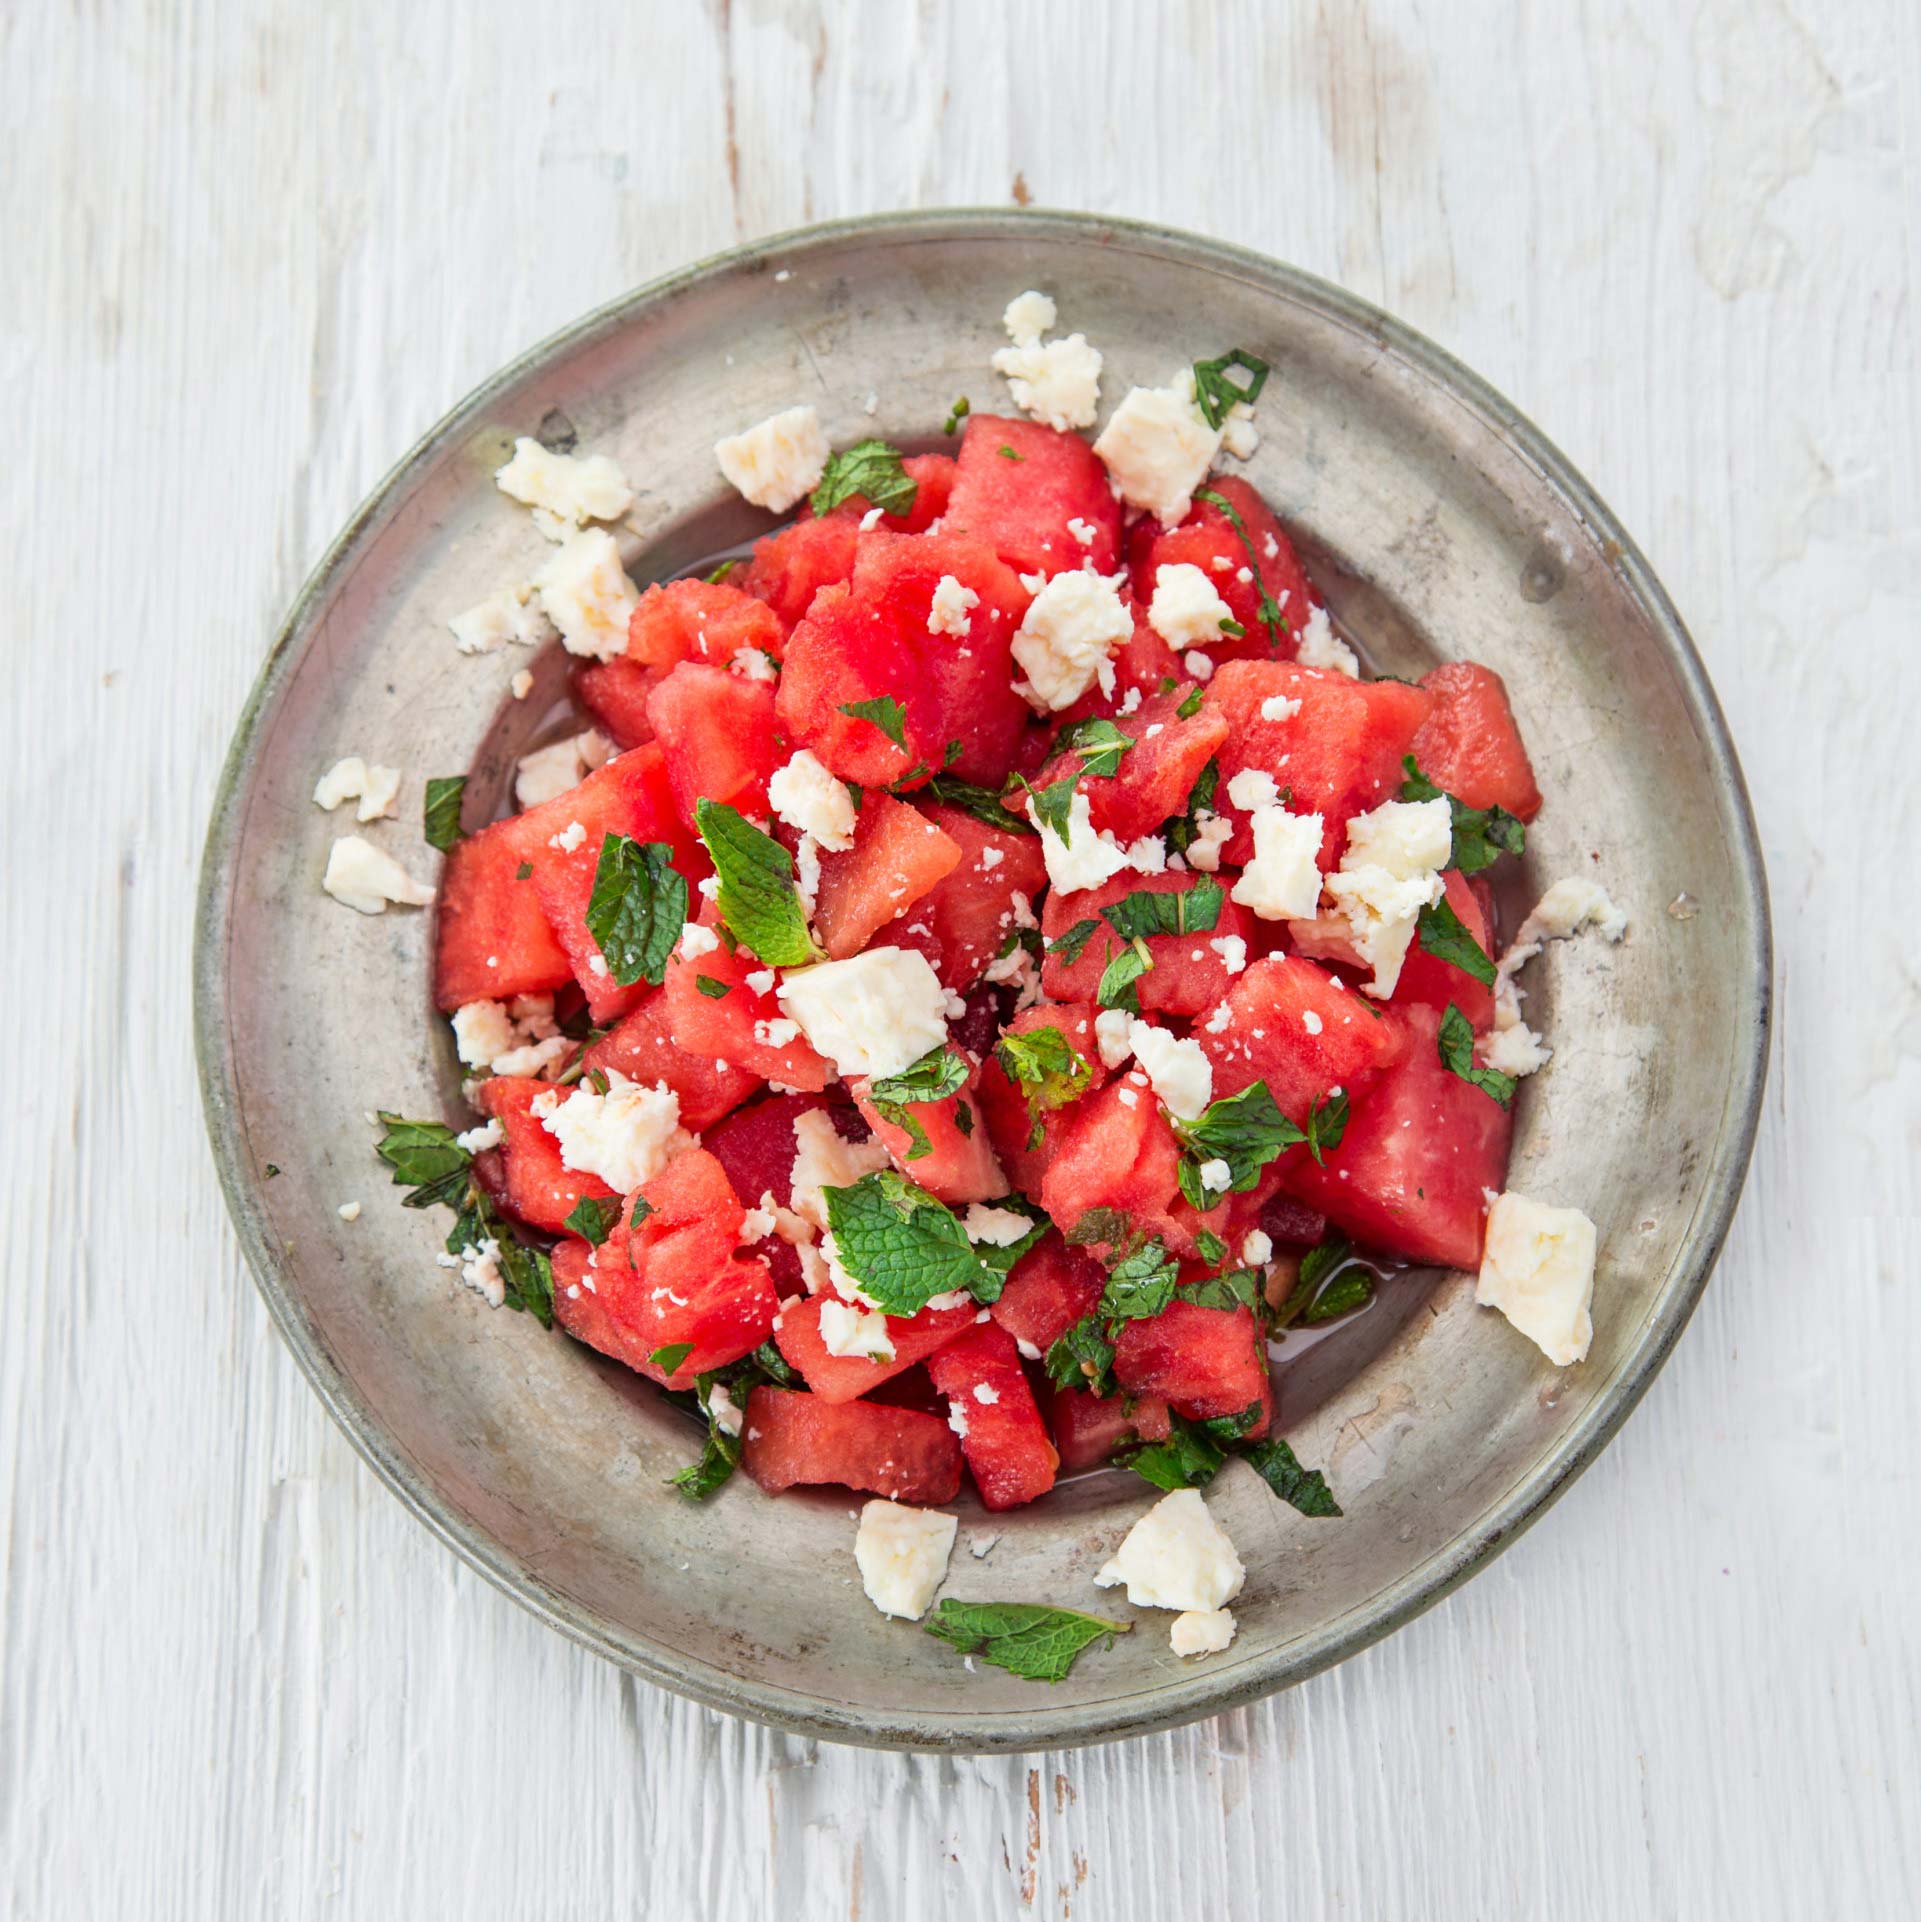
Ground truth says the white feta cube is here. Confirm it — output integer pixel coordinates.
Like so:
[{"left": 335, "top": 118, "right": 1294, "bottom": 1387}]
[
  {"left": 714, "top": 405, "right": 831, "bottom": 513},
  {"left": 854, "top": 1500, "right": 957, "bottom": 1620},
  {"left": 1126, "top": 1018, "right": 1213, "bottom": 1120},
  {"left": 533, "top": 529, "right": 640, "bottom": 661},
  {"left": 1231, "top": 807, "right": 1325, "bottom": 921},
  {"left": 1476, "top": 1193, "right": 1598, "bottom": 1365},
  {"left": 1294, "top": 604, "right": 1359, "bottom": 676},
  {"left": 1170, "top": 1607, "right": 1237, "bottom": 1656},
  {"left": 537, "top": 1071, "right": 691, "bottom": 1192},
  {"left": 1092, "top": 380, "right": 1222, "bottom": 525},
  {"left": 312, "top": 756, "right": 402, "bottom": 823},
  {"left": 495, "top": 437, "right": 635, "bottom": 535},
  {"left": 767, "top": 749, "right": 857, "bottom": 852},
  {"left": 322, "top": 836, "right": 434, "bottom": 914},
  {"left": 1148, "top": 563, "right": 1236, "bottom": 648},
  {"left": 1010, "top": 570, "right": 1132, "bottom": 711},
  {"left": 1094, "top": 1488, "right": 1245, "bottom": 1612},
  {"left": 448, "top": 584, "right": 554, "bottom": 655},
  {"left": 776, "top": 946, "right": 950, "bottom": 1083}
]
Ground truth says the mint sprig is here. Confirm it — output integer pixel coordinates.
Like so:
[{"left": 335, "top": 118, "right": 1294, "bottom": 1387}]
[
  {"left": 585, "top": 833, "right": 688, "bottom": 987},
  {"left": 1095, "top": 936, "right": 1153, "bottom": 1012},
  {"left": 1100, "top": 877, "right": 1224, "bottom": 942},
  {"left": 694, "top": 800, "right": 821, "bottom": 968},
  {"left": 1191, "top": 348, "right": 1270, "bottom": 429},
  {"left": 820, "top": 1172, "right": 998, "bottom": 1316},
  {"left": 838, "top": 695, "right": 908, "bottom": 749},
  {"left": 867, "top": 1046, "right": 970, "bottom": 1163},
  {"left": 924, "top": 775, "right": 1035, "bottom": 835},
  {"left": 994, "top": 1026, "right": 1092, "bottom": 1149},
  {"left": 1243, "top": 1437, "right": 1342, "bottom": 1516},
  {"left": 923, "top": 1600, "right": 1131, "bottom": 1683},
  {"left": 1194, "top": 487, "right": 1287, "bottom": 648}
]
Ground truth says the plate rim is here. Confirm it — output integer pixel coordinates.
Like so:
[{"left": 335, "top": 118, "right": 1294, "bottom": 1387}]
[{"left": 194, "top": 206, "right": 1772, "bottom": 1752}]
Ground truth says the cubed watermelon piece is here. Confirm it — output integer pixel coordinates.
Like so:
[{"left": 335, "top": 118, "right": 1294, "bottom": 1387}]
[
  {"left": 974, "top": 1000, "right": 1110, "bottom": 1196},
  {"left": 1047, "top": 1386, "right": 1172, "bottom": 1473},
  {"left": 552, "top": 1234, "right": 664, "bottom": 1379},
  {"left": 647, "top": 662, "right": 785, "bottom": 830},
  {"left": 944, "top": 414, "right": 1122, "bottom": 578},
  {"left": 1126, "top": 474, "right": 1320, "bottom": 667},
  {"left": 433, "top": 815, "right": 574, "bottom": 1010},
  {"left": 1390, "top": 869, "right": 1497, "bottom": 1032},
  {"left": 812, "top": 793, "right": 963, "bottom": 959},
  {"left": 659, "top": 903, "right": 833, "bottom": 1090},
  {"left": 527, "top": 743, "right": 707, "bottom": 1024},
  {"left": 475, "top": 1076, "right": 617, "bottom": 1233},
  {"left": 740, "top": 1386, "right": 963, "bottom": 1503},
  {"left": 1034, "top": 684, "right": 1227, "bottom": 845},
  {"left": 884, "top": 803, "right": 1050, "bottom": 990},
  {"left": 925, "top": 1320, "right": 1059, "bottom": 1509},
  {"left": 1207, "top": 661, "right": 1433, "bottom": 868},
  {"left": 700, "top": 1091, "right": 835, "bottom": 1213},
  {"left": 625, "top": 576, "right": 786, "bottom": 672},
  {"left": 1112, "top": 1298, "right": 1271, "bottom": 1427},
  {"left": 849, "top": 1057, "right": 1009, "bottom": 1205},
  {"left": 1282, "top": 1002, "right": 1512, "bottom": 1269},
  {"left": 582, "top": 993, "right": 764, "bottom": 1131},
  {"left": 572, "top": 657, "right": 658, "bottom": 750},
  {"left": 1040, "top": 869, "right": 1257, "bottom": 1017},
  {"left": 1197, "top": 953, "right": 1405, "bottom": 1117},
  {"left": 1409, "top": 661, "right": 1543, "bottom": 822},
  {"left": 990, "top": 1232, "right": 1104, "bottom": 1353},
  {"left": 1040, "top": 1079, "right": 1201, "bottom": 1258},
  {"left": 737, "top": 514, "right": 863, "bottom": 630},
  {"left": 772, "top": 1293, "right": 979, "bottom": 1404}
]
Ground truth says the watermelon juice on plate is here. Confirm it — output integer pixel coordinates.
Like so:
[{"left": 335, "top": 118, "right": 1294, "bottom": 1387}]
[{"left": 329, "top": 288, "right": 1628, "bottom": 1678}]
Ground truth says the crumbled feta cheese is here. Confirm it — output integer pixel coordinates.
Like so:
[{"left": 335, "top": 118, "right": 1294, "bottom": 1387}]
[
  {"left": 731, "top": 644, "right": 779, "bottom": 683},
  {"left": 1476, "top": 1193, "right": 1598, "bottom": 1365},
  {"left": 743, "top": 967, "right": 776, "bottom": 995},
  {"left": 793, "top": 834, "right": 822, "bottom": 913},
  {"left": 322, "top": 836, "right": 434, "bottom": 915},
  {"left": 489, "top": 1034, "right": 573, "bottom": 1079},
  {"left": 1294, "top": 604, "right": 1359, "bottom": 677},
  {"left": 1010, "top": 570, "right": 1132, "bottom": 711},
  {"left": 1170, "top": 1608, "right": 1237, "bottom": 1657},
  {"left": 495, "top": 437, "right": 635, "bottom": 537},
  {"left": 1231, "top": 807, "right": 1325, "bottom": 921},
  {"left": 705, "top": 1380, "right": 745, "bottom": 1438},
  {"left": 961, "top": 1204, "right": 1033, "bottom": 1247},
  {"left": 854, "top": 1500, "right": 956, "bottom": 1620},
  {"left": 777, "top": 946, "right": 949, "bottom": 1082},
  {"left": 449, "top": 585, "right": 555, "bottom": 655},
  {"left": 1224, "top": 768, "right": 1279, "bottom": 813},
  {"left": 679, "top": 922, "right": 720, "bottom": 960},
  {"left": 1117, "top": 684, "right": 1143, "bottom": 716},
  {"left": 1203, "top": 1004, "right": 1232, "bottom": 1035},
  {"left": 514, "top": 727, "right": 615, "bottom": 808},
  {"left": 1092, "top": 379, "right": 1222, "bottom": 525},
  {"left": 1148, "top": 563, "right": 1236, "bottom": 648},
  {"left": 1318, "top": 796, "right": 1452, "bottom": 995},
  {"left": 927, "top": 573, "right": 980, "bottom": 638},
  {"left": 768, "top": 749, "right": 857, "bottom": 851},
  {"left": 1032, "top": 786, "right": 1133, "bottom": 894},
  {"left": 1184, "top": 812, "right": 1233, "bottom": 873},
  {"left": 456, "top": 1239, "right": 506, "bottom": 1308},
  {"left": 337, "top": 1201, "right": 361, "bottom": 1222},
  {"left": 1126, "top": 1018, "right": 1213, "bottom": 1120},
  {"left": 1208, "top": 934, "right": 1248, "bottom": 974},
  {"left": 455, "top": 1118, "right": 505, "bottom": 1154},
  {"left": 533, "top": 529, "right": 641, "bottom": 662},
  {"left": 451, "top": 995, "right": 560, "bottom": 1068},
  {"left": 971, "top": 1382, "right": 1001, "bottom": 1405},
  {"left": 548, "top": 819, "right": 587, "bottom": 854},
  {"left": 1094, "top": 1488, "right": 1245, "bottom": 1612},
  {"left": 786, "top": 1110, "right": 889, "bottom": 1235},
  {"left": 1505, "top": 878, "right": 1630, "bottom": 960},
  {"left": 1093, "top": 1008, "right": 1134, "bottom": 1070},
  {"left": 754, "top": 1017, "right": 801, "bottom": 1049},
  {"left": 714, "top": 405, "right": 831, "bottom": 513},
  {"left": 992, "top": 305, "right": 1104, "bottom": 434},
  {"left": 1197, "top": 1157, "right": 1233, "bottom": 1194},
  {"left": 1259, "top": 694, "right": 1302, "bottom": 723},
  {"left": 819, "top": 1297, "right": 896, "bottom": 1362},
  {"left": 1240, "top": 1230, "right": 1273, "bottom": 1266},
  {"left": 1303, "top": 1009, "right": 1324, "bottom": 1035},
  {"left": 510, "top": 668, "right": 535, "bottom": 699},
  {"left": 537, "top": 1071, "right": 691, "bottom": 1192},
  {"left": 313, "top": 756, "right": 402, "bottom": 823},
  {"left": 1124, "top": 835, "right": 1169, "bottom": 874},
  {"left": 948, "top": 1404, "right": 970, "bottom": 1438},
  {"left": 1067, "top": 516, "right": 1098, "bottom": 546}
]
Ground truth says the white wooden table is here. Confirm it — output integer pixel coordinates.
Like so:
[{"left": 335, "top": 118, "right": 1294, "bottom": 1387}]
[{"left": 6, "top": 2, "right": 1916, "bottom": 1915}]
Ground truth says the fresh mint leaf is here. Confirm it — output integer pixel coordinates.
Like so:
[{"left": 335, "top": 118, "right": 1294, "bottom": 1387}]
[
  {"left": 955, "top": 1100, "right": 975, "bottom": 1138},
  {"left": 1304, "top": 1088, "right": 1350, "bottom": 1167},
  {"left": 1417, "top": 894, "right": 1497, "bottom": 986},
  {"left": 375, "top": 1113, "right": 473, "bottom": 1210},
  {"left": 1196, "top": 1398, "right": 1267, "bottom": 1443},
  {"left": 670, "top": 1424, "right": 740, "bottom": 1500},
  {"left": 1183, "top": 1266, "right": 1266, "bottom": 1315},
  {"left": 649, "top": 1341, "right": 694, "bottom": 1375},
  {"left": 1195, "top": 487, "right": 1287, "bottom": 648},
  {"left": 493, "top": 1234, "right": 554, "bottom": 1327},
  {"left": 694, "top": 800, "right": 821, "bottom": 968},
  {"left": 423, "top": 776, "right": 467, "bottom": 852},
  {"left": 1437, "top": 1002, "right": 1517, "bottom": 1108},
  {"left": 1119, "top": 1419, "right": 1226, "bottom": 1491},
  {"left": 924, "top": 776, "right": 1035, "bottom": 835},
  {"left": 1055, "top": 717, "right": 1134, "bottom": 780},
  {"left": 1243, "top": 1438, "right": 1342, "bottom": 1517},
  {"left": 1047, "top": 918, "right": 1102, "bottom": 966},
  {"left": 1302, "top": 1268, "right": 1373, "bottom": 1323},
  {"left": 1044, "top": 1315, "right": 1117, "bottom": 1396},
  {"left": 695, "top": 975, "right": 732, "bottom": 999},
  {"left": 750, "top": 1340, "right": 800, "bottom": 1388},
  {"left": 1095, "top": 937, "right": 1153, "bottom": 1012},
  {"left": 1064, "top": 1207, "right": 1133, "bottom": 1250},
  {"left": 994, "top": 1027, "right": 1092, "bottom": 1138},
  {"left": 1194, "top": 1228, "right": 1228, "bottom": 1268},
  {"left": 997, "top": 444, "right": 1022, "bottom": 461},
  {"left": 1400, "top": 756, "right": 1526, "bottom": 875},
  {"left": 514, "top": 861, "right": 533, "bottom": 881},
  {"left": 1096, "top": 1238, "right": 1181, "bottom": 1324},
  {"left": 1173, "top": 1080, "right": 1305, "bottom": 1209},
  {"left": 811, "top": 438, "right": 917, "bottom": 518},
  {"left": 1191, "top": 348, "right": 1270, "bottom": 429},
  {"left": 838, "top": 695, "right": 908, "bottom": 749},
  {"left": 1176, "top": 682, "right": 1206, "bottom": 719},
  {"left": 821, "top": 1172, "right": 995, "bottom": 1316},
  {"left": 1272, "top": 1232, "right": 1372, "bottom": 1331},
  {"left": 1162, "top": 756, "right": 1220, "bottom": 856},
  {"left": 1022, "top": 770, "right": 1081, "bottom": 843},
  {"left": 943, "top": 396, "right": 971, "bottom": 435},
  {"left": 869, "top": 1045, "right": 970, "bottom": 1108},
  {"left": 563, "top": 1194, "right": 621, "bottom": 1246},
  {"left": 1100, "top": 877, "right": 1224, "bottom": 942},
  {"left": 585, "top": 834, "right": 688, "bottom": 988},
  {"left": 923, "top": 1600, "right": 1130, "bottom": 1683}
]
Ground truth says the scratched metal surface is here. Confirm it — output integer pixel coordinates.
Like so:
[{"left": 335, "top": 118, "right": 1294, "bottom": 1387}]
[{"left": 5, "top": 1, "right": 1917, "bottom": 1915}]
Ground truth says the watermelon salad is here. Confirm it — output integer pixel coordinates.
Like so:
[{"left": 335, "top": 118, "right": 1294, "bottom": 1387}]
[{"left": 318, "top": 290, "right": 1627, "bottom": 1676}]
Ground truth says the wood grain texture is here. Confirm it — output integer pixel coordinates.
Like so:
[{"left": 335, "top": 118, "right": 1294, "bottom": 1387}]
[{"left": 3, "top": 0, "right": 1916, "bottom": 1915}]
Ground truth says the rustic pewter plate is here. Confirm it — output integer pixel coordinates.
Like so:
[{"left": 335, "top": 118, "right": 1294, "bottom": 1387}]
[{"left": 195, "top": 210, "right": 1769, "bottom": 1751}]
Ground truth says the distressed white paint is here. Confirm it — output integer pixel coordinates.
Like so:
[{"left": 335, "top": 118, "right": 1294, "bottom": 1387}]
[{"left": 3, "top": 1, "right": 1917, "bottom": 1915}]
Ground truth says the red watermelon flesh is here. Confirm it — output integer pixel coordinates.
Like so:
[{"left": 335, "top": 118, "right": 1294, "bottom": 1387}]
[
  {"left": 772, "top": 1293, "right": 978, "bottom": 1404},
  {"left": 646, "top": 662, "right": 785, "bottom": 830},
  {"left": 738, "top": 514, "right": 862, "bottom": 630},
  {"left": 877, "top": 803, "right": 1048, "bottom": 991},
  {"left": 812, "top": 793, "right": 963, "bottom": 960},
  {"left": 1040, "top": 1079, "right": 1200, "bottom": 1258},
  {"left": 974, "top": 999, "right": 1110, "bottom": 1197},
  {"left": 476, "top": 1076, "right": 617, "bottom": 1234},
  {"left": 1034, "top": 684, "right": 1226, "bottom": 846},
  {"left": 625, "top": 577, "right": 786, "bottom": 672},
  {"left": 572, "top": 657, "right": 658, "bottom": 750},
  {"left": 1409, "top": 661, "right": 1543, "bottom": 822},
  {"left": 848, "top": 1057, "right": 1009, "bottom": 1205},
  {"left": 433, "top": 814, "right": 574, "bottom": 1011},
  {"left": 990, "top": 1232, "right": 1104, "bottom": 1353},
  {"left": 1112, "top": 1298, "right": 1271, "bottom": 1429},
  {"left": 925, "top": 1319, "right": 1059, "bottom": 1509},
  {"left": 1048, "top": 1386, "right": 1173, "bottom": 1473},
  {"left": 581, "top": 992, "right": 764, "bottom": 1132},
  {"left": 944, "top": 414, "right": 1121, "bottom": 579},
  {"left": 740, "top": 1386, "right": 963, "bottom": 1503},
  {"left": 1039, "top": 869, "right": 1256, "bottom": 1017},
  {"left": 659, "top": 904, "right": 833, "bottom": 1091}
]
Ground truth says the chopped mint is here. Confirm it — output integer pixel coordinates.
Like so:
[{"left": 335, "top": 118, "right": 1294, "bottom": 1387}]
[
  {"left": 649, "top": 1341, "right": 694, "bottom": 1375},
  {"left": 1043, "top": 1315, "right": 1118, "bottom": 1396},
  {"left": 943, "top": 396, "right": 971, "bottom": 435},
  {"left": 811, "top": 438, "right": 917, "bottom": 518},
  {"left": 1095, "top": 1237, "right": 1181, "bottom": 1324},
  {"left": 1416, "top": 894, "right": 1497, "bottom": 986},
  {"left": 924, "top": 775, "right": 1035, "bottom": 835},
  {"left": 694, "top": 800, "right": 821, "bottom": 969},
  {"left": 374, "top": 1113, "right": 472, "bottom": 1210},
  {"left": 923, "top": 1600, "right": 1130, "bottom": 1683},
  {"left": 1243, "top": 1437, "right": 1342, "bottom": 1516},
  {"left": 994, "top": 1026, "right": 1092, "bottom": 1148},
  {"left": 695, "top": 975, "right": 732, "bottom": 999},
  {"left": 821, "top": 1172, "right": 997, "bottom": 1316},
  {"left": 1194, "top": 487, "right": 1287, "bottom": 648},
  {"left": 1191, "top": 348, "right": 1270, "bottom": 428},
  {"left": 423, "top": 776, "right": 467, "bottom": 852},
  {"left": 1095, "top": 936, "right": 1154, "bottom": 1012},
  {"left": 563, "top": 1194, "right": 621, "bottom": 1246},
  {"left": 1100, "top": 877, "right": 1224, "bottom": 942},
  {"left": 838, "top": 695, "right": 908, "bottom": 749},
  {"left": 1047, "top": 918, "right": 1102, "bottom": 966},
  {"left": 585, "top": 833, "right": 688, "bottom": 988},
  {"left": 1172, "top": 1080, "right": 1304, "bottom": 1209},
  {"left": 867, "top": 1045, "right": 970, "bottom": 1162},
  {"left": 1437, "top": 1002, "right": 1517, "bottom": 1108}
]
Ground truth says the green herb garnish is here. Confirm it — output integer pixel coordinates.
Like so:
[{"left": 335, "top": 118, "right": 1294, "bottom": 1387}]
[
  {"left": 923, "top": 1600, "right": 1130, "bottom": 1683},
  {"left": 1416, "top": 894, "right": 1497, "bottom": 986},
  {"left": 423, "top": 776, "right": 467, "bottom": 852},
  {"left": 1191, "top": 348, "right": 1270, "bottom": 428},
  {"left": 811, "top": 439, "right": 917, "bottom": 518},
  {"left": 694, "top": 800, "right": 821, "bottom": 969},
  {"left": 584, "top": 833, "right": 688, "bottom": 988},
  {"left": 1437, "top": 1002, "right": 1517, "bottom": 1108}
]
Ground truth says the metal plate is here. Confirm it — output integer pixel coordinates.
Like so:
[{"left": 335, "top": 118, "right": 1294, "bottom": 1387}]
[{"left": 194, "top": 210, "right": 1770, "bottom": 1752}]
